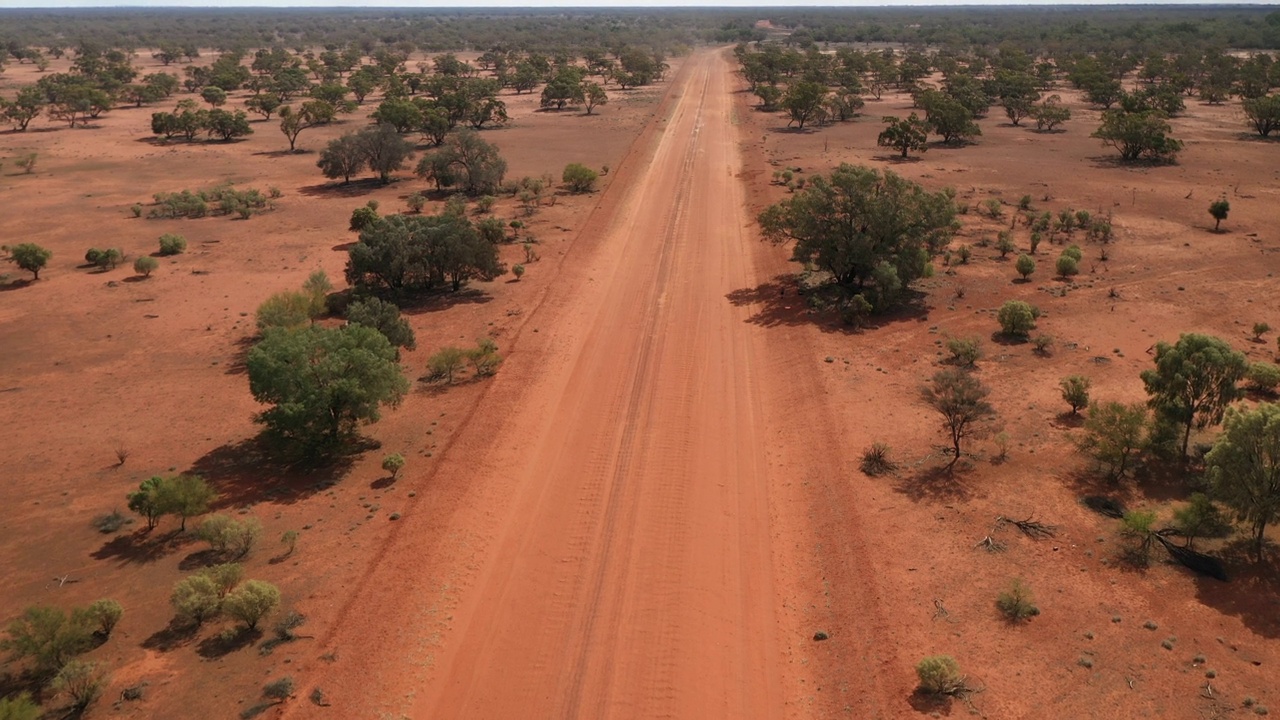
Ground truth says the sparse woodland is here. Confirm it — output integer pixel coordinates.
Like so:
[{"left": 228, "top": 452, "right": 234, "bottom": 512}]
[{"left": 2, "top": 6, "right": 1280, "bottom": 718}]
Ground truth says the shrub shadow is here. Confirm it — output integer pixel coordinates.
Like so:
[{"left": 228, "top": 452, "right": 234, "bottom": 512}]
[
  {"left": 197, "top": 628, "right": 262, "bottom": 659},
  {"left": 187, "top": 434, "right": 361, "bottom": 510},
  {"left": 91, "top": 528, "right": 192, "bottom": 566},
  {"left": 907, "top": 690, "right": 956, "bottom": 715},
  {"left": 177, "top": 548, "right": 223, "bottom": 571},
  {"left": 142, "top": 618, "right": 198, "bottom": 652}
]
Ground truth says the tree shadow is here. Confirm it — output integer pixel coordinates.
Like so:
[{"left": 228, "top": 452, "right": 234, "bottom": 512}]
[
  {"left": 253, "top": 148, "right": 313, "bottom": 158},
  {"left": 0, "top": 278, "right": 33, "bottom": 292},
  {"left": 297, "top": 178, "right": 383, "bottom": 198},
  {"left": 177, "top": 548, "right": 222, "bottom": 571},
  {"left": 142, "top": 618, "right": 198, "bottom": 652},
  {"left": 1087, "top": 154, "right": 1179, "bottom": 169},
  {"left": 1234, "top": 132, "right": 1280, "bottom": 144},
  {"left": 892, "top": 462, "right": 974, "bottom": 503},
  {"left": 90, "top": 528, "right": 191, "bottom": 565},
  {"left": 187, "top": 434, "right": 360, "bottom": 510},
  {"left": 395, "top": 287, "right": 494, "bottom": 316},
  {"left": 223, "top": 334, "right": 257, "bottom": 376},
  {"left": 196, "top": 628, "right": 262, "bottom": 659},
  {"left": 1194, "top": 541, "right": 1280, "bottom": 639},
  {"left": 1049, "top": 412, "right": 1085, "bottom": 431},
  {"left": 370, "top": 475, "right": 396, "bottom": 490},
  {"left": 724, "top": 275, "right": 929, "bottom": 334},
  {"left": 989, "top": 331, "right": 1030, "bottom": 347},
  {"left": 871, "top": 153, "right": 924, "bottom": 163}
]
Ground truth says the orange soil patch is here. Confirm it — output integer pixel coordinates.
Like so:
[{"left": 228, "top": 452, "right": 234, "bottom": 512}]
[{"left": 3, "top": 43, "right": 1280, "bottom": 720}]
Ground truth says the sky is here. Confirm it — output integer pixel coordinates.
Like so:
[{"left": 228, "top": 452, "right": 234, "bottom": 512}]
[{"left": 2, "top": 0, "right": 1276, "bottom": 7}]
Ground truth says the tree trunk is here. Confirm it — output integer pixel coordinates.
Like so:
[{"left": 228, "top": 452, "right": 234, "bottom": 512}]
[
  {"left": 1254, "top": 518, "right": 1268, "bottom": 562},
  {"left": 1181, "top": 419, "right": 1193, "bottom": 460}
]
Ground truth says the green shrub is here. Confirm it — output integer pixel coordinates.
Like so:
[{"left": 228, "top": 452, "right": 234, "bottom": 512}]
[
  {"left": 0, "top": 606, "right": 95, "bottom": 676},
  {"left": 406, "top": 192, "right": 426, "bottom": 213},
  {"left": 1055, "top": 254, "right": 1080, "bottom": 277},
  {"left": 1059, "top": 375, "right": 1091, "bottom": 414},
  {"left": 946, "top": 337, "right": 981, "bottom": 368},
  {"left": 1062, "top": 245, "right": 1083, "bottom": 261},
  {"left": 223, "top": 580, "right": 280, "bottom": 631},
  {"left": 1121, "top": 510, "right": 1157, "bottom": 565},
  {"left": 983, "top": 198, "right": 1003, "bottom": 219},
  {"left": 84, "top": 600, "right": 123, "bottom": 637},
  {"left": 512, "top": 263, "right": 526, "bottom": 280},
  {"left": 1247, "top": 362, "right": 1280, "bottom": 393},
  {"left": 996, "top": 579, "right": 1040, "bottom": 621},
  {"left": 1252, "top": 322, "right": 1271, "bottom": 340},
  {"left": 997, "top": 300, "right": 1039, "bottom": 338},
  {"left": 256, "top": 291, "right": 314, "bottom": 331},
  {"left": 425, "top": 346, "right": 468, "bottom": 384},
  {"left": 263, "top": 676, "right": 295, "bottom": 703},
  {"left": 196, "top": 515, "right": 262, "bottom": 560},
  {"left": 995, "top": 233, "right": 1017, "bottom": 258},
  {"left": 469, "top": 337, "right": 503, "bottom": 377},
  {"left": 52, "top": 661, "right": 105, "bottom": 714},
  {"left": 1015, "top": 253, "right": 1035, "bottom": 279},
  {"left": 157, "top": 233, "right": 187, "bottom": 255},
  {"left": 382, "top": 453, "right": 405, "bottom": 478},
  {"left": 133, "top": 256, "right": 159, "bottom": 277},
  {"left": 170, "top": 574, "right": 222, "bottom": 626},
  {"left": 562, "top": 163, "right": 599, "bottom": 193},
  {"left": 860, "top": 442, "right": 896, "bottom": 476},
  {"left": 915, "top": 655, "right": 966, "bottom": 696}
]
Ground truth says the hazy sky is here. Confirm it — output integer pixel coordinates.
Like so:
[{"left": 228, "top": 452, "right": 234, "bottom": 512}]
[{"left": 3, "top": 0, "right": 1275, "bottom": 7}]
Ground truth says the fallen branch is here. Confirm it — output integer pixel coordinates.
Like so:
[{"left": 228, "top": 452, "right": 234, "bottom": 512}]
[{"left": 1004, "top": 515, "right": 1057, "bottom": 540}]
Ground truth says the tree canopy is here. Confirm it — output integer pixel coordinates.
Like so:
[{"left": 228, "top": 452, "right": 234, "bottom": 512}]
[
  {"left": 758, "top": 164, "right": 956, "bottom": 311},
  {"left": 1141, "top": 333, "right": 1248, "bottom": 458},
  {"left": 1206, "top": 402, "right": 1280, "bottom": 561},
  {"left": 246, "top": 324, "right": 409, "bottom": 447}
]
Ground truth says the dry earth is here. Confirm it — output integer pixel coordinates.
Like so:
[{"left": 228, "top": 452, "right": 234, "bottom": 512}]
[{"left": 1, "top": 44, "right": 1279, "bottom": 720}]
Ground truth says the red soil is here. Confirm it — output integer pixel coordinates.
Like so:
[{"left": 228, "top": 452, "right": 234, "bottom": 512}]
[{"left": 2, "top": 44, "right": 1279, "bottom": 720}]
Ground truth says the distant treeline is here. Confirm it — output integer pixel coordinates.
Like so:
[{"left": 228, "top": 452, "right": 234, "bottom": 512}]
[{"left": 0, "top": 7, "right": 1277, "bottom": 57}]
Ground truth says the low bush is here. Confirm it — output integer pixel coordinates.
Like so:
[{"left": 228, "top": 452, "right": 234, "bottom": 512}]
[
  {"left": 997, "top": 300, "right": 1039, "bottom": 338},
  {"left": 915, "top": 656, "right": 966, "bottom": 696},
  {"left": 946, "top": 337, "right": 981, "bottom": 368},
  {"left": 860, "top": 442, "right": 896, "bottom": 476},
  {"left": 996, "top": 579, "right": 1039, "bottom": 621},
  {"left": 158, "top": 233, "right": 187, "bottom": 255}
]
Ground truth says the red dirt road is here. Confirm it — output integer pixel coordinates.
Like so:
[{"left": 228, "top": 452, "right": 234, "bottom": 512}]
[
  {"left": 417, "top": 50, "right": 779, "bottom": 719},
  {"left": 295, "top": 50, "right": 807, "bottom": 719}
]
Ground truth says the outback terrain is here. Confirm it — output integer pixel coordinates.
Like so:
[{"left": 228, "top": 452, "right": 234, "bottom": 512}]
[{"left": 2, "top": 14, "right": 1280, "bottom": 720}]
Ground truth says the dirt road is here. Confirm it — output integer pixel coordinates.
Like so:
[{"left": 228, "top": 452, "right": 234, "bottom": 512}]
[
  {"left": 293, "top": 50, "right": 834, "bottom": 718},
  {"left": 413, "top": 50, "right": 782, "bottom": 719}
]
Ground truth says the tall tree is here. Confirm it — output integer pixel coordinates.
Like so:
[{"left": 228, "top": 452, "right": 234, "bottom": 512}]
[
  {"left": 246, "top": 325, "right": 409, "bottom": 447},
  {"left": 758, "top": 164, "right": 956, "bottom": 310},
  {"left": 1206, "top": 403, "right": 1280, "bottom": 561},
  {"left": 1141, "top": 334, "right": 1248, "bottom": 458}
]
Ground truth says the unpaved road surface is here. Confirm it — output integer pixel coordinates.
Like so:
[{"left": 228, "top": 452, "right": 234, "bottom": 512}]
[
  {"left": 294, "top": 49, "right": 819, "bottom": 719},
  {"left": 412, "top": 50, "right": 781, "bottom": 719}
]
